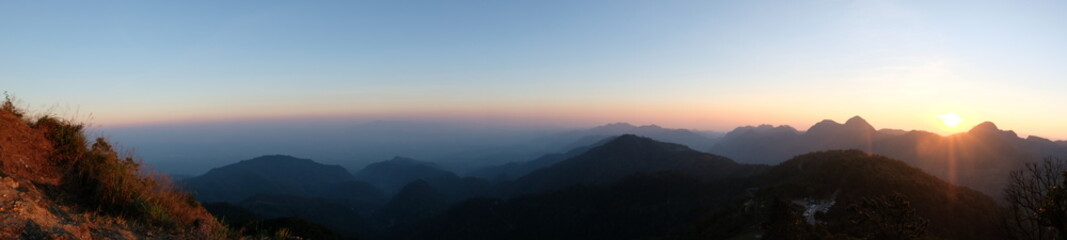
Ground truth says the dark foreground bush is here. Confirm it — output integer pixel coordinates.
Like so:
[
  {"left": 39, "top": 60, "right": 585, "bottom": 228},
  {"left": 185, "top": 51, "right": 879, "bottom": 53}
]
[{"left": 30, "top": 113, "right": 224, "bottom": 236}]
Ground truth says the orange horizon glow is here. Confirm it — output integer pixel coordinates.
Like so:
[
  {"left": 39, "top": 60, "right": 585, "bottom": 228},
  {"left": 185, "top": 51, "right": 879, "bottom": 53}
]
[{"left": 85, "top": 106, "right": 1067, "bottom": 142}]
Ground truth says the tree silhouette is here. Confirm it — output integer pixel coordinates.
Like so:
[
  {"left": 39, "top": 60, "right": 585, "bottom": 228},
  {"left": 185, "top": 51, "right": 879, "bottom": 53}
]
[
  {"left": 845, "top": 192, "right": 929, "bottom": 240},
  {"left": 1040, "top": 172, "right": 1067, "bottom": 240},
  {"left": 1005, "top": 158, "right": 1066, "bottom": 240}
]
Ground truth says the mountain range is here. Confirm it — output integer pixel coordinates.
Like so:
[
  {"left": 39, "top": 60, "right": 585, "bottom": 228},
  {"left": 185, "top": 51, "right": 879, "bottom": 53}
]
[
  {"left": 498, "top": 135, "right": 765, "bottom": 197},
  {"left": 466, "top": 123, "right": 721, "bottom": 181},
  {"left": 709, "top": 116, "right": 1067, "bottom": 196},
  {"left": 167, "top": 116, "right": 1061, "bottom": 239},
  {"left": 354, "top": 157, "right": 491, "bottom": 201},
  {"left": 181, "top": 155, "right": 386, "bottom": 204}
]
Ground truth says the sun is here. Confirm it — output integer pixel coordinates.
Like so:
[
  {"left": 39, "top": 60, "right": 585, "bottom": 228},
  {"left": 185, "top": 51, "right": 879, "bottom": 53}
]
[{"left": 938, "top": 113, "right": 963, "bottom": 128}]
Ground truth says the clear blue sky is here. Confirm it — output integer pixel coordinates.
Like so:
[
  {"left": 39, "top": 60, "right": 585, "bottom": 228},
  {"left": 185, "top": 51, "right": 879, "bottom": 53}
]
[{"left": 2, "top": 1, "right": 1065, "bottom": 138}]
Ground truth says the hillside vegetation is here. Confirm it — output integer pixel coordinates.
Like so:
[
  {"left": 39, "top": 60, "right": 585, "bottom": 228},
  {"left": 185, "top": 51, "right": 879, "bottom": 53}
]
[{"left": 0, "top": 98, "right": 227, "bottom": 239}]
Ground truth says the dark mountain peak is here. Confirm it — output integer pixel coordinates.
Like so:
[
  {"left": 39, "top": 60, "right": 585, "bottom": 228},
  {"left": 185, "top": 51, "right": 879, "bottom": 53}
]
[
  {"left": 806, "top": 116, "right": 876, "bottom": 135},
  {"left": 967, "top": 121, "right": 1019, "bottom": 139},
  {"left": 844, "top": 116, "right": 873, "bottom": 128},
  {"left": 969, "top": 121, "right": 1000, "bottom": 133},
  {"left": 375, "top": 179, "right": 450, "bottom": 227},
  {"left": 769, "top": 125, "right": 800, "bottom": 134},
  {"left": 844, "top": 116, "right": 877, "bottom": 133},
  {"left": 555, "top": 122, "right": 716, "bottom": 152},
  {"left": 614, "top": 133, "right": 645, "bottom": 141},
  {"left": 356, "top": 156, "right": 461, "bottom": 196},
  {"left": 209, "top": 155, "right": 349, "bottom": 177},
  {"left": 505, "top": 133, "right": 764, "bottom": 196},
  {"left": 601, "top": 134, "right": 685, "bottom": 151},
  {"left": 807, "top": 119, "right": 842, "bottom": 131},
  {"left": 181, "top": 155, "right": 370, "bottom": 203}
]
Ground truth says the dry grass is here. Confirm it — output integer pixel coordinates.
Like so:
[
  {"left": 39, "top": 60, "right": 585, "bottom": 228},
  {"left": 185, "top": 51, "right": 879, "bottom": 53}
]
[{"left": 1, "top": 95, "right": 229, "bottom": 238}]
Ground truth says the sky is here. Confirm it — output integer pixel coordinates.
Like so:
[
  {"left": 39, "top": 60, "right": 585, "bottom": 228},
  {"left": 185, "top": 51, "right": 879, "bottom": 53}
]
[{"left": 2, "top": 0, "right": 1066, "bottom": 139}]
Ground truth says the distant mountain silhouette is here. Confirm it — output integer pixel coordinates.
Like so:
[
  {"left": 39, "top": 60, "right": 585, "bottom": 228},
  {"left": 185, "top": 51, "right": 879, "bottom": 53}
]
[
  {"left": 501, "top": 134, "right": 766, "bottom": 196},
  {"left": 464, "top": 123, "right": 724, "bottom": 180},
  {"left": 708, "top": 116, "right": 1067, "bottom": 196},
  {"left": 710, "top": 124, "right": 802, "bottom": 165},
  {"left": 543, "top": 122, "right": 721, "bottom": 152},
  {"left": 181, "top": 155, "right": 386, "bottom": 204},
  {"left": 711, "top": 116, "right": 884, "bottom": 165},
  {"left": 467, "top": 137, "right": 612, "bottom": 181},
  {"left": 355, "top": 157, "right": 455, "bottom": 193},
  {"left": 355, "top": 157, "right": 491, "bottom": 201}
]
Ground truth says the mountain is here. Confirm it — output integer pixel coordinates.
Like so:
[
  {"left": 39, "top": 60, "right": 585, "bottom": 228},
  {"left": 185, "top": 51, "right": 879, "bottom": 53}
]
[
  {"left": 374, "top": 180, "right": 451, "bottom": 233},
  {"left": 667, "top": 150, "right": 1005, "bottom": 240},
  {"left": 355, "top": 157, "right": 491, "bottom": 201},
  {"left": 542, "top": 122, "right": 721, "bottom": 152},
  {"left": 464, "top": 123, "right": 724, "bottom": 181},
  {"left": 182, "top": 155, "right": 386, "bottom": 204},
  {"left": 466, "top": 137, "right": 610, "bottom": 181},
  {"left": 801, "top": 116, "right": 881, "bottom": 151},
  {"left": 501, "top": 134, "right": 767, "bottom": 196},
  {"left": 710, "top": 116, "right": 884, "bottom": 165},
  {"left": 709, "top": 116, "right": 1067, "bottom": 196},
  {"left": 0, "top": 101, "right": 225, "bottom": 238},
  {"left": 355, "top": 157, "right": 457, "bottom": 194},
  {"left": 710, "top": 124, "right": 802, "bottom": 165}
]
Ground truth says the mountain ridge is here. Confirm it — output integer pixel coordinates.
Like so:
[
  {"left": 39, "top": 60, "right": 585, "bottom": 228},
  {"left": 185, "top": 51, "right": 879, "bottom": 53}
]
[
  {"left": 501, "top": 134, "right": 766, "bottom": 196},
  {"left": 182, "top": 154, "right": 386, "bottom": 204},
  {"left": 709, "top": 116, "right": 1067, "bottom": 197}
]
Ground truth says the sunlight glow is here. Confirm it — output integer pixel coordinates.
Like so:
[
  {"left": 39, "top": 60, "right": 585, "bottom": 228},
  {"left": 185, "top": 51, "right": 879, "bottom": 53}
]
[{"left": 939, "top": 113, "right": 963, "bottom": 129}]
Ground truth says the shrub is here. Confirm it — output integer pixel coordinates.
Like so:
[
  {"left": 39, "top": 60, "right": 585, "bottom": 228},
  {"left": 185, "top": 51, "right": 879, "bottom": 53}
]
[
  {"left": 33, "top": 116, "right": 87, "bottom": 166},
  {"left": 31, "top": 114, "right": 218, "bottom": 232},
  {"left": 2, "top": 94, "right": 24, "bottom": 118}
]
